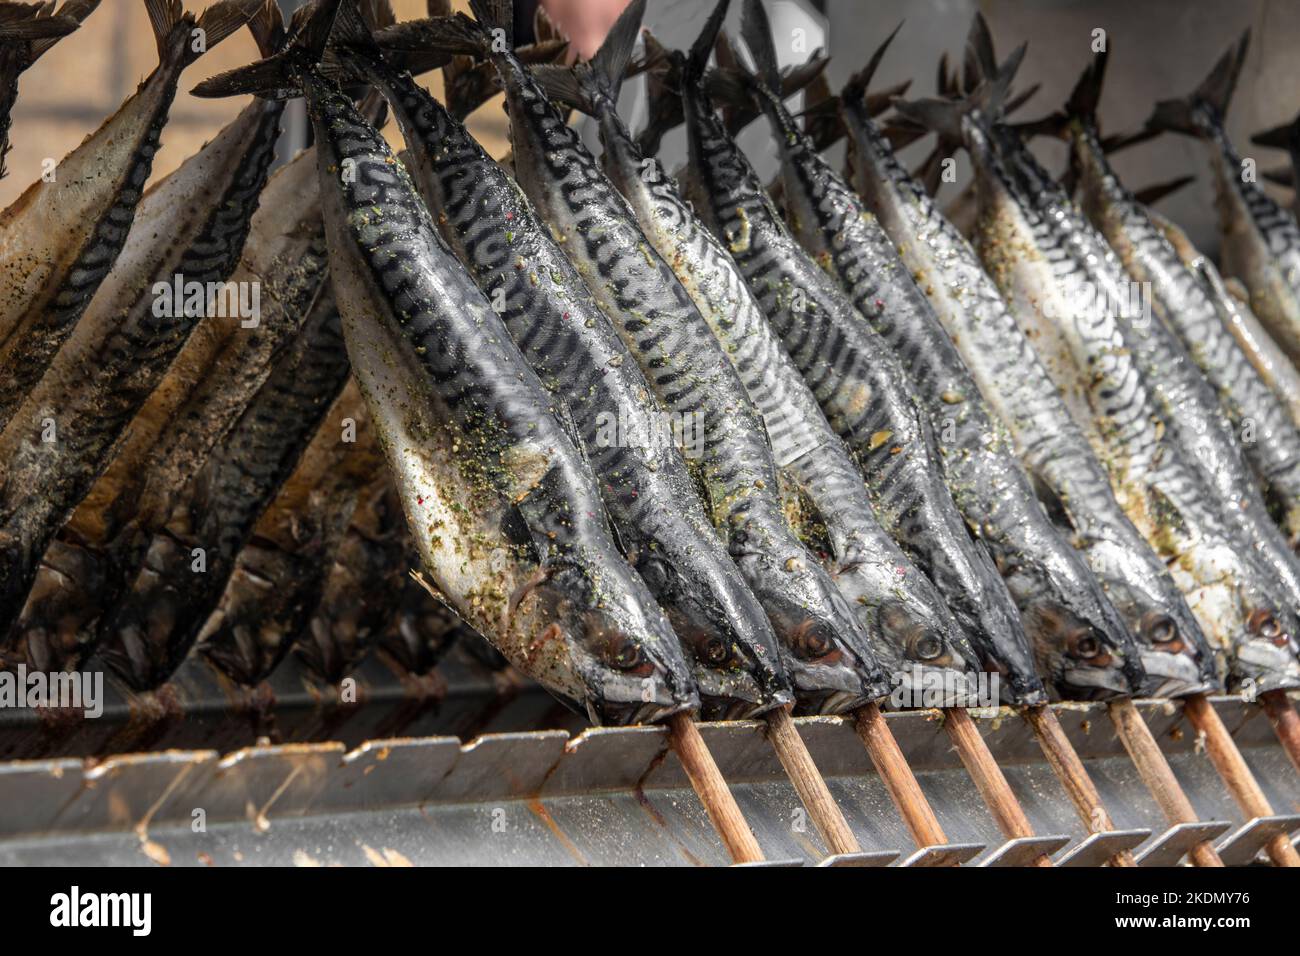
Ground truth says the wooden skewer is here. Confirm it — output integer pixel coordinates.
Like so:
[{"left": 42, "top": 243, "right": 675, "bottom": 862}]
[
  {"left": 1107, "top": 698, "right": 1223, "bottom": 867},
  {"left": 853, "top": 702, "right": 950, "bottom": 850},
  {"left": 943, "top": 706, "right": 1053, "bottom": 866},
  {"left": 666, "top": 711, "right": 765, "bottom": 864},
  {"left": 1022, "top": 704, "right": 1135, "bottom": 866},
  {"left": 764, "top": 704, "right": 861, "bottom": 857},
  {"left": 1183, "top": 693, "right": 1300, "bottom": 868},
  {"left": 1259, "top": 689, "right": 1300, "bottom": 777}
]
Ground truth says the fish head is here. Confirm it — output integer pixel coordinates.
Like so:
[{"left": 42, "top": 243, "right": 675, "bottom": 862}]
[
  {"left": 870, "top": 597, "right": 985, "bottom": 708},
  {"left": 520, "top": 558, "right": 700, "bottom": 725},
  {"left": 734, "top": 548, "right": 891, "bottom": 712},
  {"left": 1131, "top": 608, "right": 1220, "bottom": 697},
  {"left": 1230, "top": 605, "right": 1300, "bottom": 694},
  {"left": 636, "top": 552, "right": 793, "bottom": 720},
  {"left": 1008, "top": 568, "right": 1140, "bottom": 699}
]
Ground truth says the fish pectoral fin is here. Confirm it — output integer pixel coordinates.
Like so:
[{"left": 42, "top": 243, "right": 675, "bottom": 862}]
[{"left": 1027, "top": 468, "right": 1078, "bottom": 537}]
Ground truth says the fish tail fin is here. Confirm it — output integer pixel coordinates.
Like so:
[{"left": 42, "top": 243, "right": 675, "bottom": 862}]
[
  {"left": 1067, "top": 47, "right": 1107, "bottom": 127},
  {"left": 190, "top": 0, "right": 343, "bottom": 99},
  {"left": 247, "top": 0, "right": 286, "bottom": 58},
  {"left": 894, "top": 34, "right": 1023, "bottom": 148},
  {"left": 739, "top": 0, "right": 781, "bottom": 96},
  {"left": 1252, "top": 112, "right": 1300, "bottom": 151},
  {"left": 1146, "top": 29, "right": 1248, "bottom": 135},
  {"left": 635, "top": 31, "right": 682, "bottom": 155},
  {"left": 962, "top": 11, "right": 998, "bottom": 92},
  {"left": 467, "top": 0, "right": 511, "bottom": 47},
  {"left": 1264, "top": 164, "right": 1296, "bottom": 188},
  {"left": 685, "top": 0, "right": 728, "bottom": 85},
  {"left": 1132, "top": 174, "right": 1195, "bottom": 207},
  {"left": 840, "top": 21, "right": 903, "bottom": 107},
  {"left": 531, "top": 0, "right": 644, "bottom": 117},
  {"left": 0, "top": 1, "right": 91, "bottom": 66}
]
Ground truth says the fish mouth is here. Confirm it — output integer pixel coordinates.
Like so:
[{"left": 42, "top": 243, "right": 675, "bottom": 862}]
[
  {"left": 887, "top": 664, "right": 988, "bottom": 709},
  {"left": 1057, "top": 662, "right": 1134, "bottom": 699},
  {"left": 692, "top": 666, "right": 794, "bottom": 720},
  {"left": 792, "top": 689, "right": 872, "bottom": 716},
  {"left": 1231, "top": 637, "right": 1300, "bottom": 693},
  {"left": 1138, "top": 648, "right": 1218, "bottom": 699}
]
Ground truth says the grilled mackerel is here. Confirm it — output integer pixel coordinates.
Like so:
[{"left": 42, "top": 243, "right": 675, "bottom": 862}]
[
  {"left": 0, "top": 0, "right": 258, "bottom": 430},
  {"left": 735, "top": 0, "right": 1142, "bottom": 699},
  {"left": 842, "top": 36, "right": 1215, "bottom": 698},
  {"left": 194, "top": 0, "right": 698, "bottom": 724},
  {"left": 936, "top": 84, "right": 1300, "bottom": 693},
  {"left": 458, "top": 0, "right": 888, "bottom": 712},
  {"left": 351, "top": 11, "right": 790, "bottom": 718},
  {"left": 631, "top": 0, "right": 982, "bottom": 705}
]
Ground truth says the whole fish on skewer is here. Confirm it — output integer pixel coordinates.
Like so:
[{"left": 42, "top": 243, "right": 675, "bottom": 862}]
[
  {"left": 343, "top": 4, "right": 790, "bottom": 719},
  {"left": 666, "top": 2, "right": 1041, "bottom": 705},
  {"left": 728, "top": 0, "right": 1143, "bottom": 699},
  {"left": 541, "top": 0, "right": 981, "bottom": 707},
  {"left": 1055, "top": 49, "right": 1300, "bottom": 551},
  {"left": 433, "top": 0, "right": 888, "bottom": 713},
  {"left": 908, "top": 51, "right": 1299, "bottom": 693},
  {"left": 0, "top": 0, "right": 276, "bottom": 648},
  {"left": 835, "top": 27, "right": 1215, "bottom": 699},
  {"left": 0, "top": 0, "right": 260, "bottom": 431},
  {"left": 96, "top": 283, "right": 357, "bottom": 690},
  {"left": 194, "top": 0, "right": 698, "bottom": 725},
  {"left": 0, "top": 1, "right": 97, "bottom": 179}
]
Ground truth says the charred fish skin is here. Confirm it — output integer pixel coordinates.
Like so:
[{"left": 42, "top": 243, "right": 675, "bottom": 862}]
[
  {"left": 0, "top": 0, "right": 260, "bottom": 431},
  {"left": 0, "top": 58, "right": 282, "bottom": 646},
  {"left": 943, "top": 86, "right": 1300, "bottom": 693},
  {"left": 732, "top": 0, "right": 1140, "bottom": 701},
  {"left": 95, "top": 286, "right": 355, "bottom": 691},
  {"left": 195, "top": 1, "right": 699, "bottom": 725},
  {"left": 197, "top": 393, "right": 385, "bottom": 687},
  {"left": 1066, "top": 56, "right": 1300, "bottom": 552},
  {"left": 459, "top": 0, "right": 886, "bottom": 714},
  {"left": 0, "top": 1, "right": 95, "bottom": 179},
  {"left": 346, "top": 30, "right": 791, "bottom": 719},
  {"left": 840, "top": 45, "right": 1216, "bottom": 697},
  {"left": 633, "top": 1, "right": 982, "bottom": 707}
]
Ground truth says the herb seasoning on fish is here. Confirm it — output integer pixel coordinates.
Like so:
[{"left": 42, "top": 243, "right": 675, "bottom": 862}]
[
  {"left": 452, "top": 0, "right": 887, "bottom": 713},
  {"left": 842, "top": 29, "right": 1215, "bottom": 698},
  {"left": 194, "top": 0, "right": 698, "bottom": 724},
  {"left": 347, "top": 4, "right": 790, "bottom": 719}
]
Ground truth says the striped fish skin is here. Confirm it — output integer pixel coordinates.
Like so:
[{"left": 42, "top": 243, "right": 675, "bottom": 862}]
[
  {"left": 481, "top": 28, "right": 886, "bottom": 714},
  {"left": 1157, "top": 212, "right": 1300, "bottom": 431},
  {"left": 0, "top": 0, "right": 254, "bottom": 430},
  {"left": 0, "top": 92, "right": 283, "bottom": 649},
  {"left": 659, "top": 52, "right": 983, "bottom": 706},
  {"left": 733, "top": 60, "right": 1140, "bottom": 701},
  {"left": 1016, "top": 124, "right": 1300, "bottom": 620},
  {"left": 290, "top": 479, "right": 410, "bottom": 685},
  {"left": 284, "top": 64, "right": 696, "bottom": 725},
  {"left": 841, "top": 92, "right": 1216, "bottom": 698},
  {"left": 968, "top": 120, "right": 1300, "bottom": 693},
  {"left": 94, "top": 285, "right": 356, "bottom": 691},
  {"left": 1072, "top": 119, "right": 1300, "bottom": 552},
  {"left": 10, "top": 151, "right": 326, "bottom": 673},
  {"left": 356, "top": 56, "right": 789, "bottom": 719},
  {"left": 194, "top": 383, "right": 384, "bottom": 688}
]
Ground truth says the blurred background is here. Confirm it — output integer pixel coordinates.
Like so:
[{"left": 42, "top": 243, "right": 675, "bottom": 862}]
[{"left": 4, "top": 0, "right": 1300, "bottom": 255}]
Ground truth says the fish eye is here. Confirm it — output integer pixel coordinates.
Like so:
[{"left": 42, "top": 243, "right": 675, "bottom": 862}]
[
  {"left": 1146, "top": 614, "right": 1178, "bottom": 644},
  {"left": 795, "top": 628, "right": 833, "bottom": 660},
  {"left": 702, "top": 636, "right": 732, "bottom": 666},
  {"left": 1248, "top": 609, "right": 1285, "bottom": 642},
  {"left": 909, "top": 633, "right": 944, "bottom": 661},
  {"left": 602, "top": 634, "right": 645, "bottom": 671},
  {"left": 1070, "top": 633, "right": 1101, "bottom": 659}
]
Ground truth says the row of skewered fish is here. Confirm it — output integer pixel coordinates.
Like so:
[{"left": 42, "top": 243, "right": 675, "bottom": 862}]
[{"left": 2, "top": 0, "right": 1300, "bottom": 731}]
